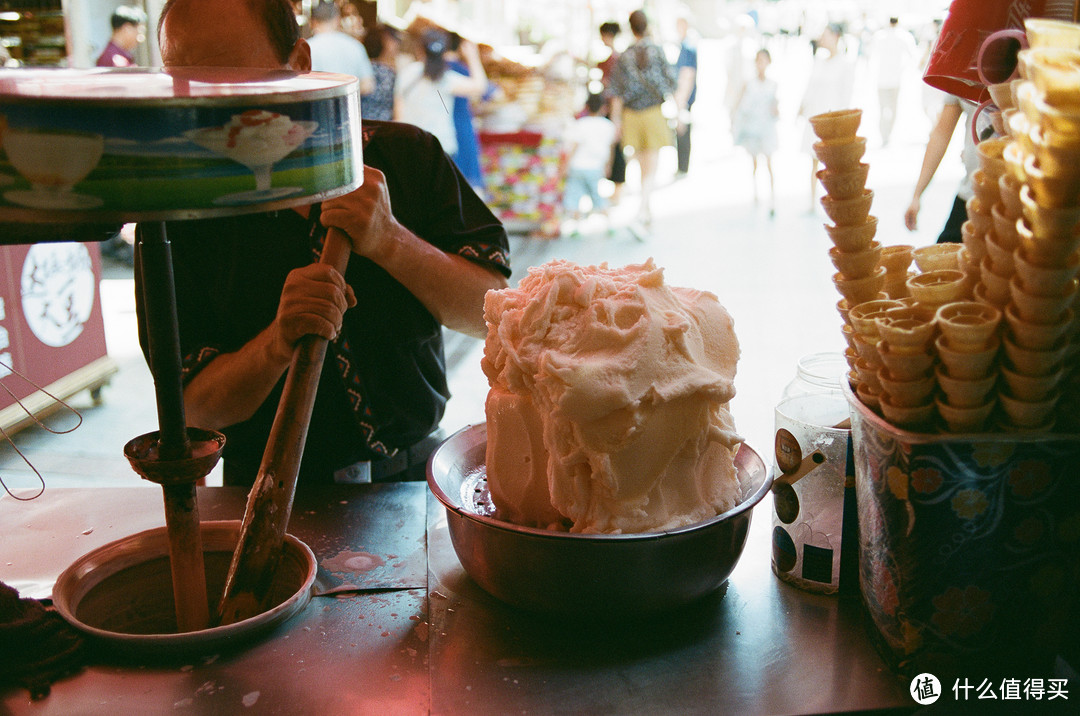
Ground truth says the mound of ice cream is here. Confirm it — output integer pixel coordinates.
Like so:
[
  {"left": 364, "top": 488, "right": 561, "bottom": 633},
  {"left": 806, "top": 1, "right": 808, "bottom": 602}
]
[{"left": 481, "top": 259, "right": 743, "bottom": 534}]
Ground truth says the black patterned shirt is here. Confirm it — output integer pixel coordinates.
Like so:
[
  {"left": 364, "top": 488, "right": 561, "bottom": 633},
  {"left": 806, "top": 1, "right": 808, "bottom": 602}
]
[{"left": 135, "top": 121, "right": 510, "bottom": 485}]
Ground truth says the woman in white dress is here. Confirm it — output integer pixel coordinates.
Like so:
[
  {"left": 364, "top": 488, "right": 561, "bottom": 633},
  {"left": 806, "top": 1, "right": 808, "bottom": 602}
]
[
  {"left": 394, "top": 29, "right": 487, "bottom": 157},
  {"left": 732, "top": 48, "right": 779, "bottom": 216}
]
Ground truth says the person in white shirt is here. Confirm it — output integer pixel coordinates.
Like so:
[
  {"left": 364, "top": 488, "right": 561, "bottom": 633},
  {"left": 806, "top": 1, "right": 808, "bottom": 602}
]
[
  {"left": 563, "top": 93, "right": 617, "bottom": 224},
  {"left": 798, "top": 23, "right": 856, "bottom": 211},
  {"left": 394, "top": 28, "right": 487, "bottom": 158},
  {"left": 870, "top": 17, "right": 917, "bottom": 146},
  {"left": 307, "top": 1, "right": 374, "bottom": 95}
]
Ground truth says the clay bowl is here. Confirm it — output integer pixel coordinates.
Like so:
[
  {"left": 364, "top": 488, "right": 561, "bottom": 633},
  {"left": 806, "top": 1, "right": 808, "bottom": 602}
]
[
  {"left": 809, "top": 109, "right": 862, "bottom": 141},
  {"left": 52, "top": 521, "right": 316, "bottom": 657},
  {"left": 812, "top": 136, "right": 867, "bottom": 171},
  {"left": 829, "top": 240, "right": 882, "bottom": 279},
  {"left": 825, "top": 215, "right": 878, "bottom": 253},
  {"left": 817, "top": 163, "right": 869, "bottom": 200},
  {"left": 427, "top": 424, "right": 771, "bottom": 616},
  {"left": 821, "top": 189, "right": 874, "bottom": 226}
]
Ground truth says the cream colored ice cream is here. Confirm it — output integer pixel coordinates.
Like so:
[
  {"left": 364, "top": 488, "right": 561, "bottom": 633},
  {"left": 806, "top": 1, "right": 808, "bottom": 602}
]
[{"left": 481, "top": 259, "right": 743, "bottom": 534}]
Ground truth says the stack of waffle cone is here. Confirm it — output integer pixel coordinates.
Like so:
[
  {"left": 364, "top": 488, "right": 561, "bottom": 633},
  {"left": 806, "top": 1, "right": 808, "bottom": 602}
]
[
  {"left": 989, "top": 29, "right": 1080, "bottom": 430},
  {"left": 933, "top": 302, "right": 1002, "bottom": 431},
  {"left": 810, "top": 108, "right": 888, "bottom": 405},
  {"left": 874, "top": 306, "right": 938, "bottom": 429}
]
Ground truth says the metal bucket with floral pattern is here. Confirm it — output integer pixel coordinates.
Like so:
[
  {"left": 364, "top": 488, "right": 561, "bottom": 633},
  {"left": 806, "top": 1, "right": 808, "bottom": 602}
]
[{"left": 844, "top": 382, "right": 1080, "bottom": 681}]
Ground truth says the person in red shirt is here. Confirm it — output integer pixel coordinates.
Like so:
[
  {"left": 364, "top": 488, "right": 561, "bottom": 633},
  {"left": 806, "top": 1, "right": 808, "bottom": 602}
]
[{"left": 96, "top": 5, "right": 146, "bottom": 68}]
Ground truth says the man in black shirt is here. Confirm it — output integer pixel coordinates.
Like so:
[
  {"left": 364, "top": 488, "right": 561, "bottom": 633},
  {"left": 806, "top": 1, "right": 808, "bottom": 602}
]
[{"left": 136, "top": 0, "right": 511, "bottom": 486}]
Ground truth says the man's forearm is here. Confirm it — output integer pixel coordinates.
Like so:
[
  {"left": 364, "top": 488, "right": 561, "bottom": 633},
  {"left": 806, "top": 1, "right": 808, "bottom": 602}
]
[
  {"left": 182, "top": 327, "right": 292, "bottom": 430},
  {"left": 366, "top": 222, "right": 507, "bottom": 339}
]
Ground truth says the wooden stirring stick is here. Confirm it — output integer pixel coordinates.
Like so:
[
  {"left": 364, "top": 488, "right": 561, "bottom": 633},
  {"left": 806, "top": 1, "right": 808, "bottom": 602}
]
[{"left": 215, "top": 227, "right": 352, "bottom": 626}]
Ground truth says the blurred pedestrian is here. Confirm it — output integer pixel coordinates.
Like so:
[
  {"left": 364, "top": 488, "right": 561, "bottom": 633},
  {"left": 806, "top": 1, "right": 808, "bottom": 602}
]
[
  {"left": 562, "top": 93, "right": 617, "bottom": 230},
  {"left": 610, "top": 9, "right": 676, "bottom": 231},
  {"left": 869, "top": 17, "right": 917, "bottom": 146},
  {"left": 597, "top": 21, "right": 627, "bottom": 205},
  {"left": 395, "top": 28, "right": 487, "bottom": 159},
  {"left": 904, "top": 94, "right": 978, "bottom": 244},
  {"left": 732, "top": 48, "right": 779, "bottom": 216},
  {"left": 96, "top": 5, "right": 145, "bottom": 68},
  {"left": 798, "top": 23, "right": 856, "bottom": 211},
  {"left": 446, "top": 32, "right": 492, "bottom": 192},
  {"left": 674, "top": 15, "right": 698, "bottom": 177},
  {"left": 362, "top": 23, "right": 400, "bottom": 121},
  {"left": 97, "top": 5, "right": 147, "bottom": 267},
  {"left": 307, "top": 1, "right": 374, "bottom": 95}
]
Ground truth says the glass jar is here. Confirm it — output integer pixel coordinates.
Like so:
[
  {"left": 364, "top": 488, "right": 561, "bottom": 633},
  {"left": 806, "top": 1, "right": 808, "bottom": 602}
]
[{"left": 772, "top": 351, "right": 856, "bottom": 594}]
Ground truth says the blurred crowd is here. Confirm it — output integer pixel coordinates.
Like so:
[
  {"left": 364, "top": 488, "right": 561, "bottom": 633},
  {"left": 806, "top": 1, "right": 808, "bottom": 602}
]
[{"left": 84, "top": 1, "right": 960, "bottom": 245}]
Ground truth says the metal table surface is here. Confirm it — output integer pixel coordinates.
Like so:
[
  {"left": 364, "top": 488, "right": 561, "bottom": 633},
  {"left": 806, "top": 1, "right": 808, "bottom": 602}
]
[{"left": 0, "top": 484, "right": 913, "bottom": 715}]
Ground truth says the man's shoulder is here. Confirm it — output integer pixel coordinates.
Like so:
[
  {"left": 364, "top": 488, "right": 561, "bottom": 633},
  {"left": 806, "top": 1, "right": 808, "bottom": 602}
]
[{"left": 362, "top": 120, "right": 439, "bottom": 158}]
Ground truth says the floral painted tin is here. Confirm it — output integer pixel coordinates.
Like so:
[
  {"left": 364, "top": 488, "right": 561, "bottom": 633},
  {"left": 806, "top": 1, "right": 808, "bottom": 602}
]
[{"left": 844, "top": 382, "right": 1080, "bottom": 680}]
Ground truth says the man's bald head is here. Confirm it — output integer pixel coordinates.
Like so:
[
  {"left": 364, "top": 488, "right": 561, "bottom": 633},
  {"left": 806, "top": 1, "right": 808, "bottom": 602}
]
[{"left": 158, "top": 0, "right": 306, "bottom": 69}]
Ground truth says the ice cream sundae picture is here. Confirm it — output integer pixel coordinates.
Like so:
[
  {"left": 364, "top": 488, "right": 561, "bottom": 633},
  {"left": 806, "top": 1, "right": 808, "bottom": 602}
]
[
  {"left": 184, "top": 109, "right": 317, "bottom": 205},
  {"left": 2, "top": 127, "right": 105, "bottom": 209}
]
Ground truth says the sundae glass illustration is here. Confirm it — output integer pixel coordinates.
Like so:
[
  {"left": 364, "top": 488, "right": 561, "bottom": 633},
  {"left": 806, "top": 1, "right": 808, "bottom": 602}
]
[
  {"left": 3, "top": 127, "right": 105, "bottom": 209},
  {"left": 184, "top": 109, "right": 317, "bottom": 205}
]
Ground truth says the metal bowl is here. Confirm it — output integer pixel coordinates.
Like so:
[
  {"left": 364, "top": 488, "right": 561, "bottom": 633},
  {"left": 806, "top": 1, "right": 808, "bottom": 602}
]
[
  {"left": 52, "top": 520, "right": 316, "bottom": 657},
  {"left": 428, "top": 424, "right": 771, "bottom": 616}
]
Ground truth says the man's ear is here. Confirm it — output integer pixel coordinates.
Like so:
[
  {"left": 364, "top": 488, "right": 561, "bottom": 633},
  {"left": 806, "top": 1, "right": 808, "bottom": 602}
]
[{"left": 287, "top": 38, "right": 311, "bottom": 72}]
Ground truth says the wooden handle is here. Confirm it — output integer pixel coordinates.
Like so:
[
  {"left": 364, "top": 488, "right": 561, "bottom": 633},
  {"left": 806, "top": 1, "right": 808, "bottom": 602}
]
[
  {"left": 163, "top": 483, "right": 209, "bottom": 632},
  {"left": 215, "top": 228, "right": 352, "bottom": 626}
]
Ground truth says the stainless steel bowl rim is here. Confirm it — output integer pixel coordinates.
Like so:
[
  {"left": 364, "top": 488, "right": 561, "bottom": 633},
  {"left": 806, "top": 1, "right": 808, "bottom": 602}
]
[{"left": 428, "top": 426, "right": 772, "bottom": 541}]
